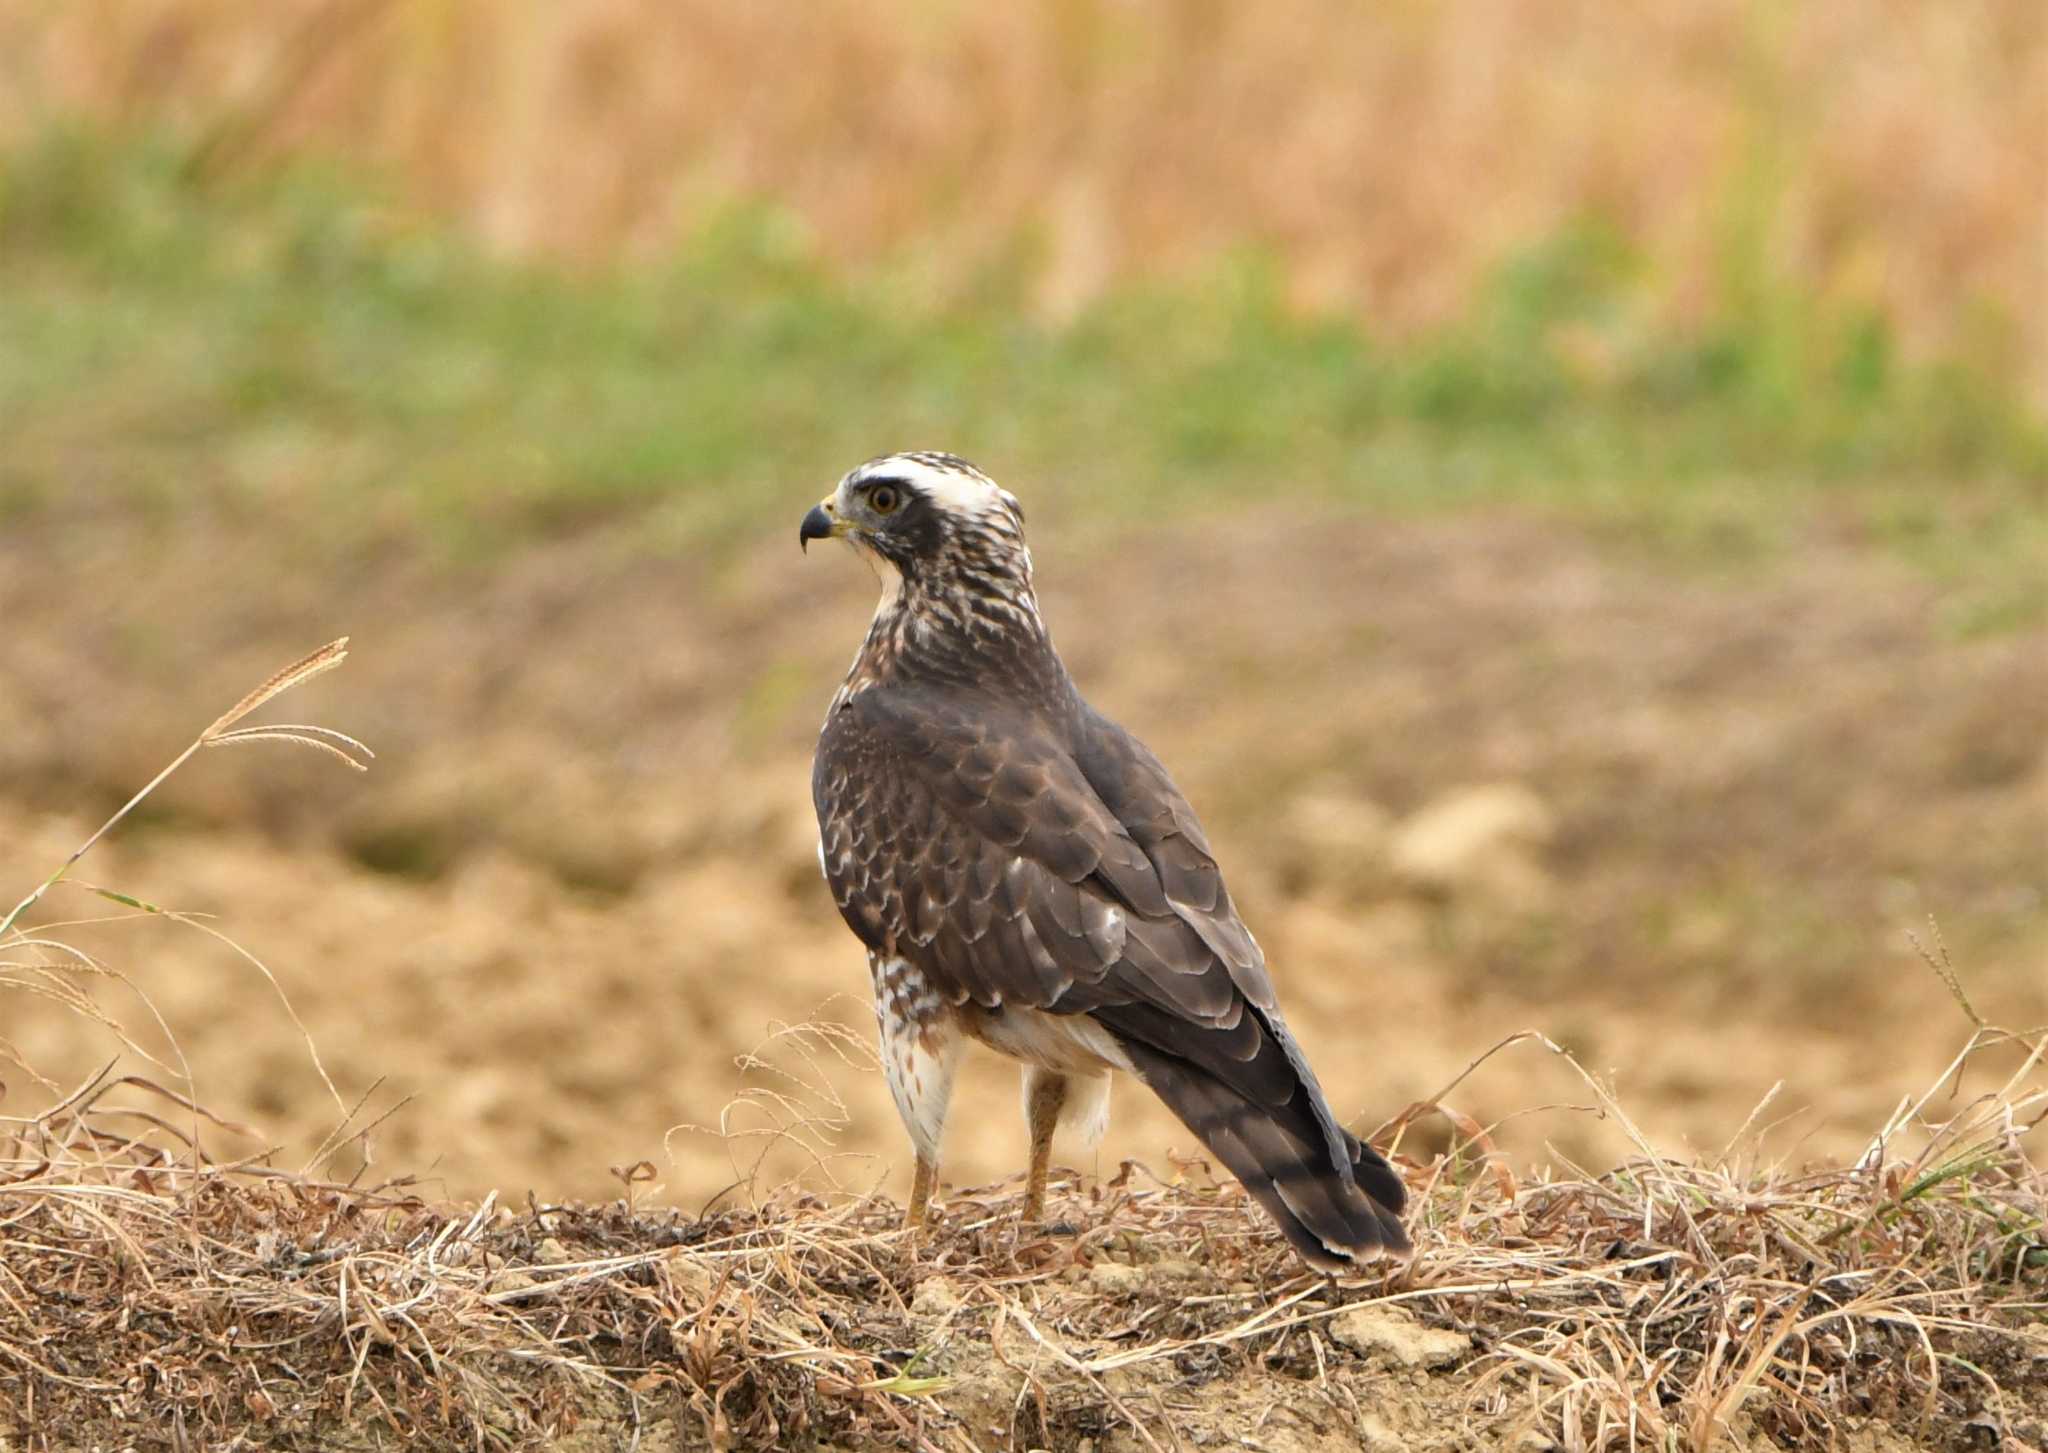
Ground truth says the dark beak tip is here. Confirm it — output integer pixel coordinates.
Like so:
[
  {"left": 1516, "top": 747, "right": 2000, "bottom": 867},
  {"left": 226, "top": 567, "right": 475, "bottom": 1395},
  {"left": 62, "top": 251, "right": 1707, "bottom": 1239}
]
[{"left": 799, "top": 503, "right": 834, "bottom": 553}]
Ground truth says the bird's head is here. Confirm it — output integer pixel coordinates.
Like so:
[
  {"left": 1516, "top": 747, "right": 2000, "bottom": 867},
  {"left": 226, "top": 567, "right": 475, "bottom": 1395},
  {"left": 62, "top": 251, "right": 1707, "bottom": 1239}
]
[{"left": 800, "top": 452, "right": 1031, "bottom": 600}]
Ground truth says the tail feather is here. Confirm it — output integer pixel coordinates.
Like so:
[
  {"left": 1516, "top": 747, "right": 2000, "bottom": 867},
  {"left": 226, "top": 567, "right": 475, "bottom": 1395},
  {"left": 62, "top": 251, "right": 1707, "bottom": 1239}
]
[
  {"left": 1335, "top": 1124, "right": 1409, "bottom": 1221},
  {"left": 1110, "top": 1030, "right": 1409, "bottom": 1270}
]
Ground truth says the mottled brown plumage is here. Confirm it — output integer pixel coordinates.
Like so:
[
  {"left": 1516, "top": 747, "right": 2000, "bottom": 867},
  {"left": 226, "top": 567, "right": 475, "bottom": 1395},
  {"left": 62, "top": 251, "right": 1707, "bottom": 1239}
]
[{"left": 802, "top": 452, "right": 1408, "bottom": 1268}]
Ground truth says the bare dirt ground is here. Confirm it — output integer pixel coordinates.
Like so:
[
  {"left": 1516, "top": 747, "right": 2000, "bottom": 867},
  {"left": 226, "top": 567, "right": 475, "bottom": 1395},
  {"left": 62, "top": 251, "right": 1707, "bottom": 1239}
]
[{"left": 3, "top": 501, "right": 2041, "bottom": 1222}]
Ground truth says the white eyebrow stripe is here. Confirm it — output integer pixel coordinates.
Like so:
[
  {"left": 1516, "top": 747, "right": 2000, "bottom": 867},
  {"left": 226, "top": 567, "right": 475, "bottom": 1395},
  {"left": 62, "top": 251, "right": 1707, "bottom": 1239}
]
[{"left": 849, "top": 454, "right": 1006, "bottom": 520}]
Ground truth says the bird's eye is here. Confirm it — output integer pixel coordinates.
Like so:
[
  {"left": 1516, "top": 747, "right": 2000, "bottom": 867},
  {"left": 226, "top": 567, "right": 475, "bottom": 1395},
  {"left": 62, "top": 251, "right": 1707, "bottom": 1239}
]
[{"left": 869, "top": 484, "right": 900, "bottom": 515}]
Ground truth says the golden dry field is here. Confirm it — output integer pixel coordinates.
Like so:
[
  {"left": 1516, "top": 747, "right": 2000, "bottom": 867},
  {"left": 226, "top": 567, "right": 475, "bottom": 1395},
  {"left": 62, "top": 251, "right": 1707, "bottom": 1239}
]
[
  {"left": 0, "top": 3, "right": 2043, "bottom": 1448},
  {"left": 5, "top": 0, "right": 2043, "bottom": 388}
]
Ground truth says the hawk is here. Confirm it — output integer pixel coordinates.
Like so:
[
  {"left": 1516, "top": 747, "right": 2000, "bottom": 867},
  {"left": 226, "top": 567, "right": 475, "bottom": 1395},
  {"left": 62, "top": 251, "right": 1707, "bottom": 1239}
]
[{"left": 800, "top": 452, "right": 1408, "bottom": 1269}]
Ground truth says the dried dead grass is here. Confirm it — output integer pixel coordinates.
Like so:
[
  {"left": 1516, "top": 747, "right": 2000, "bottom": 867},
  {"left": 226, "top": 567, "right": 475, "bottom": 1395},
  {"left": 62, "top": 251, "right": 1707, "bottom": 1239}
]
[
  {"left": 0, "top": 638, "right": 369, "bottom": 1138},
  {"left": 0, "top": 1015, "right": 2041, "bottom": 1450},
  {"left": 2, "top": 647, "right": 2042, "bottom": 1451},
  {"left": 2, "top": 0, "right": 2040, "bottom": 374}
]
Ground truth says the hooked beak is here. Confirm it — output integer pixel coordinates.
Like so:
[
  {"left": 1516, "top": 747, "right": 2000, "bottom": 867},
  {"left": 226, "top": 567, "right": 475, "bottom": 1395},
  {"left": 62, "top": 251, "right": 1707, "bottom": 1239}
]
[{"left": 798, "top": 497, "right": 845, "bottom": 553}]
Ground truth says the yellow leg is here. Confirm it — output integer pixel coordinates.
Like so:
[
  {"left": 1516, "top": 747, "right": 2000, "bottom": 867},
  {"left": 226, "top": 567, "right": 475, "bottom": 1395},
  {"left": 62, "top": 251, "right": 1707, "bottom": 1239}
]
[
  {"left": 906, "top": 1155, "right": 935, "bottom": 1232},
  {"left": 1023, "top": 1071, "right": 1069, "bottom": 1224}
]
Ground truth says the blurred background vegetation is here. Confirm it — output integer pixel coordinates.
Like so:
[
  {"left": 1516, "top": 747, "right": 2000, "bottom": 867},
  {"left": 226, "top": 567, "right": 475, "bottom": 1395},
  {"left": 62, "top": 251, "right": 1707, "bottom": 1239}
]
[{"left": 0, "top": 1, "right": 2042, "bottom": 1203}]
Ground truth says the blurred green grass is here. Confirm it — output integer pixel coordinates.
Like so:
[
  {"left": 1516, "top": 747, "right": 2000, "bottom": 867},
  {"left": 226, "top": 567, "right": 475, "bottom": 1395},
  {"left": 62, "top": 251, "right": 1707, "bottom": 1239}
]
[{"left": 2, "top": 130, "right": 2042, "bottom": 608}]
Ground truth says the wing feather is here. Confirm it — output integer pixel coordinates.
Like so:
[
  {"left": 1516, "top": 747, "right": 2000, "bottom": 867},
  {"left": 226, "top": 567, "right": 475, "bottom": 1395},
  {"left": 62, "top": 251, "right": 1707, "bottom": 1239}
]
[
  {"left": 815, "top": 685, "right": 1306, "bottom": 1029},
  {"left": 813, "top": 681, "right": 1407, "bottom": 1262},
  {"left": 854, "top": 688, "right": 1169, "bottom": 916},
  {"left": 1070, "top": 703, "right": 1271, "bottom": 999}
]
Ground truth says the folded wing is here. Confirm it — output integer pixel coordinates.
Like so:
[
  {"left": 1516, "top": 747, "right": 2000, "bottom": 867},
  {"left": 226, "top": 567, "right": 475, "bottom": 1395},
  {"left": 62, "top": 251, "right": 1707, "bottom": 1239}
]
[{"left": 814, "top": 684, "right": 1409, "bottom": 1265}]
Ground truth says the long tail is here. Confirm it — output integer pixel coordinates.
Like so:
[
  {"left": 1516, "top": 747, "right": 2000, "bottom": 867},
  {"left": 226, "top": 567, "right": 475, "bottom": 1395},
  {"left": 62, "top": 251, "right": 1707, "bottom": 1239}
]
[{"left": 1104, "top": 1008, "right": 1409, "bottom": 1270}]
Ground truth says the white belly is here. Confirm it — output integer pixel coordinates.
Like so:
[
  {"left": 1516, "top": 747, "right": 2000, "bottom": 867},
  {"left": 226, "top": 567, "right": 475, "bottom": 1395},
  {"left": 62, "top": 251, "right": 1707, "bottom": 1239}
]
[{"left": 967, "top": 1003, "right": 1134, "bottom": 1076}]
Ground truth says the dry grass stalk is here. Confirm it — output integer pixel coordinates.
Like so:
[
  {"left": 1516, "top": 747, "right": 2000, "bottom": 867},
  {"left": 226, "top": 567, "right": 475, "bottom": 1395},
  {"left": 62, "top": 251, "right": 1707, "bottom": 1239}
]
[
  {"left": 0, "top": 1014, "right": 2038, "bottom": 1449},
  {"left": 0, "top": 638, "right": 371, "bottom": 1159},
  {"left": 0, "top": 637, "right": 367, "bottom": 943}
]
